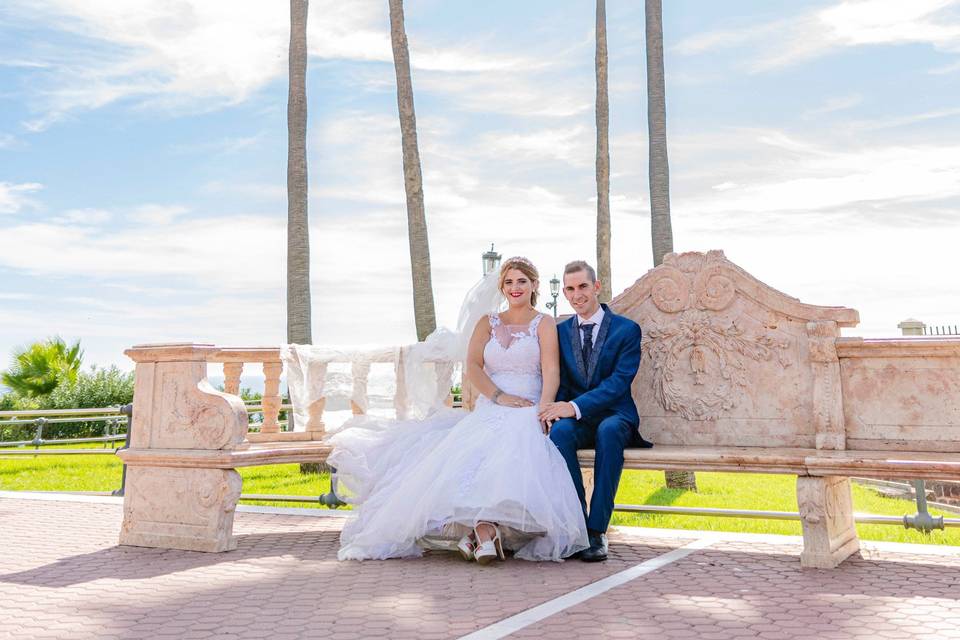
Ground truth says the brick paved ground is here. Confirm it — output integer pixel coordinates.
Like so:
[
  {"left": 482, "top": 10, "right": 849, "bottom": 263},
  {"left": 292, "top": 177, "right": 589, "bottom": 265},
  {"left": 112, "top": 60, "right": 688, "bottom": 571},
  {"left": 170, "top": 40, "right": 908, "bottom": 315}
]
[{"left": 1, "top": 494, "right": 959, "bottom": 639}]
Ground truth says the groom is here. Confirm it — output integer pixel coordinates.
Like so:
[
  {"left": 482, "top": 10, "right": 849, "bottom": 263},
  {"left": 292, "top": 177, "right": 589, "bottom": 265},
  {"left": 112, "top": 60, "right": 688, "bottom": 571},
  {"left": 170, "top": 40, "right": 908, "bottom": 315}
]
[{"left": 539, "top": 260, "right": 651, "bottom": 562}]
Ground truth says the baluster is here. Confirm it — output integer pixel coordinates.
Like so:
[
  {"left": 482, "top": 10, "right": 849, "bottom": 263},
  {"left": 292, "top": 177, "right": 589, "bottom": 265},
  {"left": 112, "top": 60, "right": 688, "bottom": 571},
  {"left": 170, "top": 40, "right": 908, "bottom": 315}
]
[
  {"left": 351, "top": 362, "right": 371, "bottom": 415},
  {"left": 435, "top": 361, "right": 455, "bottom": 407},
  {"left": 260, "top": 361, "right": 282, "bottom": 435},
  {"left": 306, "top": 362, "right": 328, "bottom": 435},
  {"left": 223, "top": 362, "right": 243, "bottom": 396},
  {"left": 394, "top": 347, "right": 408, "bottom": 420}
]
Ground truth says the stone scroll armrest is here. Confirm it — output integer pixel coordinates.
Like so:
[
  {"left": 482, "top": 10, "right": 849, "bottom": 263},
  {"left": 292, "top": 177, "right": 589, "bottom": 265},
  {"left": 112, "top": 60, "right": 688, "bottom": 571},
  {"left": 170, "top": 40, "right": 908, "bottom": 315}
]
[{"left": 125, "top": 343, "right": 248, "bottom": 451}]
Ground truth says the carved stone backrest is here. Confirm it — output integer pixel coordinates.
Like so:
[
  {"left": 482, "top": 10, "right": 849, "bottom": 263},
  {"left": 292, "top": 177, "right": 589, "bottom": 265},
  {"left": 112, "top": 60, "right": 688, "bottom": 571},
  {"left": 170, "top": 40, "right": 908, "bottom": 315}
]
[
  {"left": 125, "top": 344, "right": 249, "bottom": 451},
  {"left": 610, "top": 251, "right": 858, "bottom": 449}
]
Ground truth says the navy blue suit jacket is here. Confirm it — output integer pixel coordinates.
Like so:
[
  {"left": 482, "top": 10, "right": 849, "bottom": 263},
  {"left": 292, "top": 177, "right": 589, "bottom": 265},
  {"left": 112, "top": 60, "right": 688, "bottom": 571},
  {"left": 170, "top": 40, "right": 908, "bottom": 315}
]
[{"left": 556, "top": 304, "right": 642, "bottom": 426}]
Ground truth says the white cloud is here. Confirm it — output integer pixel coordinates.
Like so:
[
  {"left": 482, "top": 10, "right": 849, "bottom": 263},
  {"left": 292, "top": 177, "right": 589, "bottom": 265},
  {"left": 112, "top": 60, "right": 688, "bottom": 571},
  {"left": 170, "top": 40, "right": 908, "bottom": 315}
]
[
  {"left": 0, "top": 210, "right": 284, "bottom": 290},
  {"left": 821, "top": 0, "right": 960, "bottom": 48},
  {"left": 129, "top": 204, "right": 189, "bottom": 225},
  {"left": 849, "top": 106, "right": 960, "bottom": 130},
  {"left": 169, "top": 133, "right": 265, "bottom": 155},
  {"left": 711, "top": 181, "right": 738, "bottom": 191},
  {"left": 46, "top": 204, "right": 187, "bottom": 227},
  {"left": 675, "top": 0, "right": 960, "bottom": 72},
  {"left": 0, "top": 181, "right": 42, "bottom": 214},
  {"left": 660, "top": 127, "right": 960, "bottom": 233},
  {"left": 477, "top": 126, "right": 593, "bottom": 167},
  {"left": 202, "top": 180, "right": 286, "bottom": 202},
  {"left": 53, "top": 207, "right": 112, "bottom": 225},
  {"left": 803, "top": 94, "right": 863, "bottom": 118},
  {"left": 418, "top": 71, "right": 592, "bottom": 117},
  {"left": 4, "top": 0, "right": 545, "bottom": 129}
]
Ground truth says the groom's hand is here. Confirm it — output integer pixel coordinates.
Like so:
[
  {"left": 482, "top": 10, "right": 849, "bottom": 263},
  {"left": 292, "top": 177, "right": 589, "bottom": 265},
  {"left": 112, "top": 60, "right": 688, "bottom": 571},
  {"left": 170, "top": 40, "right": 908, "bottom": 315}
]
[{"left": 538, "top": 401, "right": 576, "bottom": 424}]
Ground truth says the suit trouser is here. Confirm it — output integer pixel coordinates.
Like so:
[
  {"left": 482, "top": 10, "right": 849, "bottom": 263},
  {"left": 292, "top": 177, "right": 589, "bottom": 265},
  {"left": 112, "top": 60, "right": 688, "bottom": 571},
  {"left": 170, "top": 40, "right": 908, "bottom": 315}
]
[{"left": 549, "top": 414, "right": 633, "bottom": 533}]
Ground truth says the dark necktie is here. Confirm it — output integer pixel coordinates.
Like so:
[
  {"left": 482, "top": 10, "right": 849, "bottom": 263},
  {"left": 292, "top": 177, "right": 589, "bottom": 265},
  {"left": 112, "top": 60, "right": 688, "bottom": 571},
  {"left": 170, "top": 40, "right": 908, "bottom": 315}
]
[{"left": 580, "top": 322, "right": 596, "bottom": 364}]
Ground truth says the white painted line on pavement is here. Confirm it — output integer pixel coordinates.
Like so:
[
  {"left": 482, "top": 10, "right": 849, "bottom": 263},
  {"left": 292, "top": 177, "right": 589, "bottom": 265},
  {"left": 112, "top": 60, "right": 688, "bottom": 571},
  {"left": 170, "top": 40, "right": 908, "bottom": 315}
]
[
  {"left": 0, "top": 490, "right": 122, "bottom": 504},
  {"left": 458, "top": 537, "right": 715, "bottom": 640},
  {"left": 238, "top": 504, "right": 351, "bottom": 518}
]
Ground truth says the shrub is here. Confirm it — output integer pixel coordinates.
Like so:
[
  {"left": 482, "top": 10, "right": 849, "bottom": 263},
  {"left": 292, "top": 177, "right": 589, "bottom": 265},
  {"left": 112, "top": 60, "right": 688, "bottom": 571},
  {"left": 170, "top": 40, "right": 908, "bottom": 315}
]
[
  {"left": 40, "top": 366, "right": 134, "bottom": 410},
  {"left": 30, "top": 366, "right": 134, "bottom": 440}
]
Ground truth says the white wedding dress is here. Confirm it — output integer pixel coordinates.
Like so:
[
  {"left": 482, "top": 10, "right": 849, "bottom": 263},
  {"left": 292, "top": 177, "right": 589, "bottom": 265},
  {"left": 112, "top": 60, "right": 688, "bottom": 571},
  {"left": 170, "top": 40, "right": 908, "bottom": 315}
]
[{"left": 328, "top": 313, "right": 589, "bottom": 562}]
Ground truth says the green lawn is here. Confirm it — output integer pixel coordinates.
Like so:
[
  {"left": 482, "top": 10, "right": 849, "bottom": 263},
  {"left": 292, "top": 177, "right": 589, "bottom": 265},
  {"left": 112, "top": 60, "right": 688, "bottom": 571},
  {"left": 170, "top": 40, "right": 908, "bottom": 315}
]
[{"left": 2, "top": 442, "right": 957, "bottom": 546}]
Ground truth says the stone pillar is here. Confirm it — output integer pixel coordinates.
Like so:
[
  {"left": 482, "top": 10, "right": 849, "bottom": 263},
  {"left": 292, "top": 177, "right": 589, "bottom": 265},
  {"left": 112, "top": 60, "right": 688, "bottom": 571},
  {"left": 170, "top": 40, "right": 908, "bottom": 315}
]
[
  {"left": 434, "top": 361, "right": 456, "bottom": 408},
  {"left": 223, "top": 362, "right": 243, "bottom": 396},
  {"left": 898, "top": 318, "right": 926, "bottom": 336},
  {"left": 260, "top": 360, "right": 283, "bottom": 436},
  {"left": 807, "top": 321, "right": 845, "bottom": 451},
  {"left": 797, "top": 476, "right": 859, "bottom": 569},
  {"left": 394, "top": 347, "right": 409, "bottom": 420},
  {"left": 351, "top": 361, "right": 371, "bottom": 415},
  {"left": 119, "top": 344, "right": 249, "bottom": 553}
]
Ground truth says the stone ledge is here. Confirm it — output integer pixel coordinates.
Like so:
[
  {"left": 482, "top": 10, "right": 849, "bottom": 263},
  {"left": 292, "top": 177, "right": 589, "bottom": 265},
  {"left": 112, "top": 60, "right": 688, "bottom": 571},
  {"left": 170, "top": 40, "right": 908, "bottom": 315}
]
[{"left": 116, "top": 442, "right": 960, "bottom": 479}]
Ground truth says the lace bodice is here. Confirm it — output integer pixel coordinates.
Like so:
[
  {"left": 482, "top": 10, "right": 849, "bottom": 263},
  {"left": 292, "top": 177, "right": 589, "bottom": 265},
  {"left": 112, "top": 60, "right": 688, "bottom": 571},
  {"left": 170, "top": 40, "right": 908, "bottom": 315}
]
[{"left": 481, "top": 313, "right": 544, "bottom": 403}]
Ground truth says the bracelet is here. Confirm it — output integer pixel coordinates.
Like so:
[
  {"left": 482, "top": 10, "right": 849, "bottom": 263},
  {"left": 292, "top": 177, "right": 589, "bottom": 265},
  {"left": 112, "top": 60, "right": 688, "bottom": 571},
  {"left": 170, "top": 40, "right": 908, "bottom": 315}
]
[{"left": 491, "top": 389, "right": 503, "bottom": 404}]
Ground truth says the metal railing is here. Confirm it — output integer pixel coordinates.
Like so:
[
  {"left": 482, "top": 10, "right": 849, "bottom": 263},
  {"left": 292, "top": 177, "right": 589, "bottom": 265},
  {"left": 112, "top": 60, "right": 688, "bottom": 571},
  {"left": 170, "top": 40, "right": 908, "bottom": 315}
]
[
  {"left": 0, "top": 399, "right": 293, "bottom": 453},
  {"left": 925, "top": 325, "right": 960, "bottom": 336},
  {"left": 0, "top": 407, "right": 128, "bottom": 449},
  {"left": 898, "top": 318, "right": 959, "bottom": 337}
]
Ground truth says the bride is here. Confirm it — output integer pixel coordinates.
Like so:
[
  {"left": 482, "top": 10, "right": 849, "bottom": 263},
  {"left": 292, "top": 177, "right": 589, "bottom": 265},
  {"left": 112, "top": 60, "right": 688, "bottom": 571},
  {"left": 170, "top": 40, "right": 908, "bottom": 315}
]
[{"left": 327, "top": 256, "right": 589, "bottom": 563}]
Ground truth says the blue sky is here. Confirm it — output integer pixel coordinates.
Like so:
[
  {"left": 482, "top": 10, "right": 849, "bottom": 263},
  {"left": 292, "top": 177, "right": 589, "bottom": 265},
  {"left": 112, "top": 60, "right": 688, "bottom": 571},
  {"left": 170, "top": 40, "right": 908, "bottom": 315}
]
[{"left": 1, "top": 0, "right": 959, "bottom": 370}]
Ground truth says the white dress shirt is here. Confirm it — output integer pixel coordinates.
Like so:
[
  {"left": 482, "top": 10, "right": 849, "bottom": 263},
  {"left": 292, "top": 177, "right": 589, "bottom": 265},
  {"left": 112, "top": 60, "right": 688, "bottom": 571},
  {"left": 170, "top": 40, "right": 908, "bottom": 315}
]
[{"left": 569, "top": 306, "right": 605, "bottom": 420}]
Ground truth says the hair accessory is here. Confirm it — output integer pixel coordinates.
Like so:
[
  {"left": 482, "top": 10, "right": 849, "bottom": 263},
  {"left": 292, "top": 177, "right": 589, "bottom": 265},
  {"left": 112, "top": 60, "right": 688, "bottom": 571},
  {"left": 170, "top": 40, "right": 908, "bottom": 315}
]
[{"left": 502, "top": 256, "right": 536, "bottom": 269}]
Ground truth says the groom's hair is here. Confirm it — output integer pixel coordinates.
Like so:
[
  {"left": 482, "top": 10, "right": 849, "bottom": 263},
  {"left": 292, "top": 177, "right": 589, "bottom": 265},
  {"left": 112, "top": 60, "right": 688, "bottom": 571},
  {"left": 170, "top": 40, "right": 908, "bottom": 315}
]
[{"left": 564, "top": 260, "right": 597, "bottom": 283}]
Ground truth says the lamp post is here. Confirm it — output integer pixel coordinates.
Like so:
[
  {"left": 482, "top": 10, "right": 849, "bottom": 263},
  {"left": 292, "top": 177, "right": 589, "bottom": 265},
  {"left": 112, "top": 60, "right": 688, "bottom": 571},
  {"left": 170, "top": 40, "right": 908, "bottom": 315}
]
[
  {"left": 482, "top": 243, "right": 501, "bottom": 276},
  {"left": 545, "top": 275, "right": 560, "bottom": 318}
]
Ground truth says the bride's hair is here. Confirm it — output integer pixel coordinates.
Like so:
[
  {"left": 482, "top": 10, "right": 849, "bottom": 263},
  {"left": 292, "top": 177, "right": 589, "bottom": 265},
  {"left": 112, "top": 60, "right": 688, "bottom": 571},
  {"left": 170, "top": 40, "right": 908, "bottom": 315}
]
[{"left": 499, "top": 257, "right": 540, "bottom": 306}]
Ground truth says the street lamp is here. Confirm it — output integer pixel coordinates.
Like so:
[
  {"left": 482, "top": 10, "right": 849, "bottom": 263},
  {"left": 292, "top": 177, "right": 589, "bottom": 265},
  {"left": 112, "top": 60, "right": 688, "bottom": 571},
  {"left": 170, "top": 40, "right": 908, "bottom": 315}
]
[
  {"left": 482, "top": 243, "right": 501, "bottom": 276},
  {"left": 545, "top": 275, "right": 560, "bottom": 318}
]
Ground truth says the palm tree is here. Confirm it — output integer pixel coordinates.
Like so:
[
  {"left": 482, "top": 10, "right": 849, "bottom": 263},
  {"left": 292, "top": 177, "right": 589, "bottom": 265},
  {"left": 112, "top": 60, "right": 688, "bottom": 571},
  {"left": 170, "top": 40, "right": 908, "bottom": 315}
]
[
  {"left": 646, "top": 0, "right": 673, "bottom": 268},
  {"left": 645, "top": 0, "right": 695, "bottom": 491},
  {"left": 388, "top": 0, "right": 437, "bottom": 342},
  {"left": 2, "top": 337, "right": 83, "bottom": 398},
  {"left": 595, "top": 0, "right": 612, "bottom": 303},
  {"left": 286, "top": 0, "right": 312, "bottom": 345}
]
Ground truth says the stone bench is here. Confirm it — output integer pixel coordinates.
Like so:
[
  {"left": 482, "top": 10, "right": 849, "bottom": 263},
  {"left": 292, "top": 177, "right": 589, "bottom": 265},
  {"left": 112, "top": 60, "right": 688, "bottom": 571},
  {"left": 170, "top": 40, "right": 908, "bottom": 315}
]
[{"left": 117, "top": 251, "right": 960, "bottom": 568}]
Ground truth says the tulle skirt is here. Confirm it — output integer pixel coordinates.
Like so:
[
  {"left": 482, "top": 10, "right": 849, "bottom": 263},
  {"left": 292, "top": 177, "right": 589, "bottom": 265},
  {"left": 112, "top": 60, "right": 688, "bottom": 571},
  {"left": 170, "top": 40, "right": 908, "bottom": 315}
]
[{"left": 328, "top": 402, "right": 589, "bottom": 561}]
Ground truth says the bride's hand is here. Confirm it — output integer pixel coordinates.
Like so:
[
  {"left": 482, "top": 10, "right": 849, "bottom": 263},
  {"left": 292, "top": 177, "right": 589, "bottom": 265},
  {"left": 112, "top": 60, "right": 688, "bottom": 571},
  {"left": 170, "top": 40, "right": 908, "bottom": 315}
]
[{"left": 496, "top": 393, "right": 534, "bottom": 408}]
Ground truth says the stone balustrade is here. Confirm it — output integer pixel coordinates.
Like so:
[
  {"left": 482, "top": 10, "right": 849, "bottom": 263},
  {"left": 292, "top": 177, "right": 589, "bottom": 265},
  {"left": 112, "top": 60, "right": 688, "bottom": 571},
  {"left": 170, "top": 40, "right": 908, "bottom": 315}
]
[
  {"left": 211, "top": 348, "right": 289, "bottom": 441},
  {"left": 207, "top": 347, "right": 457, "bottom": 443}
]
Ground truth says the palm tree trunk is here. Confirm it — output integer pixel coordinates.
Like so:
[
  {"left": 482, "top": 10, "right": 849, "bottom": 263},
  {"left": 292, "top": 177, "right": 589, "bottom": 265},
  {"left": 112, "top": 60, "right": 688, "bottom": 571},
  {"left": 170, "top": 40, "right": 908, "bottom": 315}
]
[
  {"left": 595, "top": 0, "right": 612, "bottom": 303},
  {"left": 286, "top": 0, "right": 312, "bottom": 346},
  {"left": 646, "top": 0, "right": 673, "bottom": 268},
  {"left": 389, "top": 0, "right": 437, "bottom": 342},
  {"left": 286, "top": 0, "right": 321, "bottom": 474},
  {"left": 645, "top": 0, "right": 695, "bottom": 491}
]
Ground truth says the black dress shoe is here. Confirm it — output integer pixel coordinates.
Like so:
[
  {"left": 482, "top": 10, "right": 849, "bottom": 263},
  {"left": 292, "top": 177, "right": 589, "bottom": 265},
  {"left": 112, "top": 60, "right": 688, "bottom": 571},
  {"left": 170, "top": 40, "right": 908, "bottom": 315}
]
[
  {"left": 580, "top": 533, "right": 608, "bottom": 562},
  {"left": 566, "top": 548, "right": 585, "bottom": 560},
  {"left": 634, "top": 432, "right": 654, "bottom": 448}
]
